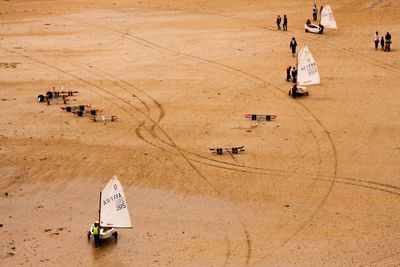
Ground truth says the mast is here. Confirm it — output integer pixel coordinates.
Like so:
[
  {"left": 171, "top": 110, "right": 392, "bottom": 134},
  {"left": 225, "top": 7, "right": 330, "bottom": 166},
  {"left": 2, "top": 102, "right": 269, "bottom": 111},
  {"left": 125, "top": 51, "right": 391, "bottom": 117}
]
[
  {"left": 296, "top": 52, "right": 299, "bottom": 86},
  {"left": 296, "top": 46, "right": 301, "bottom": 86},
  {"left": 98, "top": 191, "right": 102, "bottom": 226}
]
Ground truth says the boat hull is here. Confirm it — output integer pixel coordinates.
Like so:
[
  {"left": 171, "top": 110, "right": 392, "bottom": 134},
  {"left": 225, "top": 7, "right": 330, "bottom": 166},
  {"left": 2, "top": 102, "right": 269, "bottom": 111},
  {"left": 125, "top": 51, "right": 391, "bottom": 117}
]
[
  {"left": 289, "top": 85, "right": 309, "bottom": 98},
  {"left": 89, "top": 224, "right": 117, "bottom": 239},
  {"left": 305, "top": 24, "right": 323, "bottom": 34}
]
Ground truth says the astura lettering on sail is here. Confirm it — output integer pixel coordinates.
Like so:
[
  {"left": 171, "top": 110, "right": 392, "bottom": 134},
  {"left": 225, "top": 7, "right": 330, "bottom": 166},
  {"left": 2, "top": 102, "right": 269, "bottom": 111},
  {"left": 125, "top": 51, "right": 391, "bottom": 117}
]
[
  {"left": 99, "top": 175, "right": 132, "bottom": 228},
  {"left": 102, "top": 192, "right": 127, "bottom": 211},
  {"left": 297, "top": 46, "right": 320, "bottom": 86},
  {"left": 301, "top": 62, "right": 318, "bottom": 76}
]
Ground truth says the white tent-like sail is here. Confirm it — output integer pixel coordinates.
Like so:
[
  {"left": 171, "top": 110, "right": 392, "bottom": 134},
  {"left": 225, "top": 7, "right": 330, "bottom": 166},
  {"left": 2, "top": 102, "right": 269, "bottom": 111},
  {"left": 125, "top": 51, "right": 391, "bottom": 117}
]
[
  {"left": 99, "top": 175, "right": 132, "bottom": 228},
  {"left": 297, "top": 46, "right": 320, "bottom": 86},
  {"left": 321, "top": 5, "right": 337, "bottom": 29}
]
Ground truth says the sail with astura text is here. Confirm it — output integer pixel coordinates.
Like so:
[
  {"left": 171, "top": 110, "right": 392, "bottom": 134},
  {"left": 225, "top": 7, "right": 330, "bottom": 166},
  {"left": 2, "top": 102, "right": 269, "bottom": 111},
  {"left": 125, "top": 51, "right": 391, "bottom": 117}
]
[
  {"left": 100, "top": 175, "right": 132, "bottom": 228},
  {"left": 297, "top": 46, "right": 320, "bottom": 86}
]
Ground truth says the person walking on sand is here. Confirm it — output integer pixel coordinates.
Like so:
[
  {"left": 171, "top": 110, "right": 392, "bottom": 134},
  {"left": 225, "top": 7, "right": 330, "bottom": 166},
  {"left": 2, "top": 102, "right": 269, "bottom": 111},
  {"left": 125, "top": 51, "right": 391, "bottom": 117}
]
[
  {"left": 381, "top": 36, "right": 385, "bottom": 50},
  {"left": 286, "top": 66, "right": 292, "bottom": 82},
  {"left": 290, "top": 37, "right": 297, "bottom": 56},
  {"left": 373, "top": 31, "right": 380, "bottom": 50},
  {"left": 283, "top": 15, "right": 288, "bottom": 31},
  {"left": 384, "top": 32, "right": 392, "bottom": 52},
  {"left": 276, "top": 15, "right": 282, "bottom": 30}
]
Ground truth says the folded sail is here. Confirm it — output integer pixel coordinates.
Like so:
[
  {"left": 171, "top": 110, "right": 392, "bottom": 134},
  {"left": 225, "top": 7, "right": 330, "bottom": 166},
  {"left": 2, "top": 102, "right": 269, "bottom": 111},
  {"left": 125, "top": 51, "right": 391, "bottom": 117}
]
[
  {"left": 321, "top": 5, "right": 337, "bottom": 29},
  {"left": 297, "top": 46, "right": 320, "bottom": 86},
  {"left": 100, "top": 175, "right": 132, "bottom": 228}
]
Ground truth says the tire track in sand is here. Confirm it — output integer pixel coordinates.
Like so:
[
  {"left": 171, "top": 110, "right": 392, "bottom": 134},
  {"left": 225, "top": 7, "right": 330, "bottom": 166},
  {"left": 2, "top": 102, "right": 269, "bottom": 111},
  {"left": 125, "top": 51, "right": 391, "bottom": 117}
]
[
  {"left": 66, "top": 10, "right": 399, "bottom": 265},
  {"left": 60, "top": 15, "right": 396, "bottom": 265},
  {"left": 0, "top": 45, "right": 236, "bottom": 266},
  {"left": 68, "top": 20, "right": 322, "bottom": 266},
  {"left": 7, "top": 9, "right": 400, "bottom": 264},
  {"left": 60, "top": 17, "right": 261, "bottom": 265}
]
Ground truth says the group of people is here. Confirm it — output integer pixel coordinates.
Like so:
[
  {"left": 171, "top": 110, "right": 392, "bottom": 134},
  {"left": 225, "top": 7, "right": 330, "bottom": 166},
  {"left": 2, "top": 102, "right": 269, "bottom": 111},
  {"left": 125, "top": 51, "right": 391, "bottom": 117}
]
[
  {"left": 373, "top": 31, "right": 392, "bottom": 52},
  {"left": 276, "top": 15, "right": 288, "bottom": 31},
  {"left": 312, "top": 4, "right": 323, "bottom": 21},
  {"left": 286, "top": 66, "right": 298, "bottom": 83}
]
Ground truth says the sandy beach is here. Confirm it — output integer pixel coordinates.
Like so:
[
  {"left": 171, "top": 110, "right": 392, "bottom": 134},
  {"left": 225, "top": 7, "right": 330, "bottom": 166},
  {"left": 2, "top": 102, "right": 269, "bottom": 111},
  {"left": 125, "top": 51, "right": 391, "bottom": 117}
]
[{"left": 1, "top": 0, "right": 400, "bottom": 266}]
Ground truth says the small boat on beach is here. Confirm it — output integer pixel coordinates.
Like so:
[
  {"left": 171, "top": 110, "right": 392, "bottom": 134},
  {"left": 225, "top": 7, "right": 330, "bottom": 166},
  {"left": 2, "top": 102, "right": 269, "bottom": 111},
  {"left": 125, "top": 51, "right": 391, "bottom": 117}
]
[
  {"left": 305, "top": 4, "right": 337, "bottom": 34},
  {"left": 88, "top": 175, "right": 132, "bottom": 243},
  {"left": 289, "top": 45, "right": 320, "bottom": 98}
]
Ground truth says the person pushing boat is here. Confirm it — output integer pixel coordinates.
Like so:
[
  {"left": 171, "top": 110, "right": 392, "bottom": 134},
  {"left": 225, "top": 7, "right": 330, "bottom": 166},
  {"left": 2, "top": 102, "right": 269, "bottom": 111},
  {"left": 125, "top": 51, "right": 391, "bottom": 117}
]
[{"left": 88, "top": 176, "right": 133, "bottom": 247}]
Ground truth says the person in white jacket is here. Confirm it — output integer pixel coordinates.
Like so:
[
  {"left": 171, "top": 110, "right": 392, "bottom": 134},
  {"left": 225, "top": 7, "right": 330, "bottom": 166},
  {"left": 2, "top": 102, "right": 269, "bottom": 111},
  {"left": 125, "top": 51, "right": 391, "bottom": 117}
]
[{"left": 373, "top": 31, "right": 380, "bottom": 50}]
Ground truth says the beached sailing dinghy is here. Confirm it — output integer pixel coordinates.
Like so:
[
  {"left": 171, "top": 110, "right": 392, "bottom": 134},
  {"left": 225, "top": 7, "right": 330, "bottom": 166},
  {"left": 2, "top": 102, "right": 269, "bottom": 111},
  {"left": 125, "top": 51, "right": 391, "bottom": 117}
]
[
  {"left": 88, "top": 175, "right": 132, "bottom": 241},
  {"left": 305, "top": 4, "right": 337, "bottom": 34},
  {"left": 289, "top": 46, "right": 320, "bottom": 98}
]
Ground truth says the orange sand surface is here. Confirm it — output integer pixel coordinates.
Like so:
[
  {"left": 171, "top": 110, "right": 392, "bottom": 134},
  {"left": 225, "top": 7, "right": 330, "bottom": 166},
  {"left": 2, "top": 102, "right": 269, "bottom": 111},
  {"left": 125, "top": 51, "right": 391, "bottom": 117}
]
[{"left": 1, "top": 0, "right": 400, "bottom": 266}]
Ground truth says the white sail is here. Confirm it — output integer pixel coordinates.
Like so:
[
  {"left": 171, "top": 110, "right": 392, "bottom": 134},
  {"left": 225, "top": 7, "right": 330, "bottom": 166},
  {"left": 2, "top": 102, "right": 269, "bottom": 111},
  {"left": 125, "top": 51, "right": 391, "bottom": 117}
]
[
  {"left": 297, "top": 46, "right": 320, "bottom": 86},
  {"left": 100, "top": 175, "right": 132, "bottom": 228},
  {"left": 321, "top": 5, "right": 337, "bottom": 29}
]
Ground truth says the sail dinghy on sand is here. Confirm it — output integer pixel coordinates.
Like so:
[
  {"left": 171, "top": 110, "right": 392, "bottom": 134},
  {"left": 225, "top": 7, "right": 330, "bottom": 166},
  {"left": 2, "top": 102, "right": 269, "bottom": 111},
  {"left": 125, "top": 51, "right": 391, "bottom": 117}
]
[
  {"left": 289, "top": 46, "right": 320, "bottom": 98},
  {"left": 88, "top": 175, "right": 132, "bottom": 242},
  {"left": 305, "top": 4, "right": 337, "bottom": 34}
]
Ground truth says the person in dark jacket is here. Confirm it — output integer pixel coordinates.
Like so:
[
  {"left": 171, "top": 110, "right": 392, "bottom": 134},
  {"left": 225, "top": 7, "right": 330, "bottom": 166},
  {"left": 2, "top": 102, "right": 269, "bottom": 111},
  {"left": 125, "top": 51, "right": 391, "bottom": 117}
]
[
  {"left": 286, "top": 66, "right": 292, "bottom": 82},
  {"left": 290, "top": 37, "right": 297, "bottom": 56},
  {"left": 384, "top": 32, "right": 391, "bottom": 52},
  {"left": 276, "top": 15, "right": 282, "bottom": 30},
  {"left": 381, "top": 36, "right": 385, "bottom": 50},
  {"left": 291, "top": 84, "right": 298, "bottom": 98},
  {"left": 313, "top": 4, "right": 318, "bottom": 21},
  {"left": 292, "top": 67, "right": 297, "bottom": 83},
  {"left": 283, "top": 15, "right": 288, "bottom": 31}
]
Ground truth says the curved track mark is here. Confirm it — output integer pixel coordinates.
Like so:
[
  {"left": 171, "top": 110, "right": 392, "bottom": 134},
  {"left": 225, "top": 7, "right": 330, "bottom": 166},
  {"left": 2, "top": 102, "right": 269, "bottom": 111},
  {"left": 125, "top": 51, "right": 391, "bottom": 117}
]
[{"left": 1, "top": 42, "right": 250, "bottom": 264}]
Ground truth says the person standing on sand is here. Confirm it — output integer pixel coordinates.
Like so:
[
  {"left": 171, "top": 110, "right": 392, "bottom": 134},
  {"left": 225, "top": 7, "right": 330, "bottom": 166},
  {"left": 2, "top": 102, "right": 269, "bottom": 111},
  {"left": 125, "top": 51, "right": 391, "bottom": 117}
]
[
  {"left": 276, "top": 15, "right": 282, "bottom": 30},
  {"left": 313, "top": 4, "right": 318, "bottom": 21},
  {"left": 291, "top": 84, "right": 298, "bottom": 98},
  {"left": 290, "top": 37, "right": 297, "bottom": 56},
  {"left": 373, "top": 31, "right": 380, "bottom": 50},
  {"left": 290, "top": 67, "right": 294, "bottom": 80},
  {"left": 93, "top": 223, "right": 101, "bottom": 248},
  {"left": 283, "top": 15, "right": 288, "bottom": 31},
  {"left": 286, "top": 66, "right": 292, "bottom": 82},
  {"left": 384, "top": 32, "right": 391, "bottom": 52},
  {"left": 381, "top": 36, "right": 385, "bottom": 50},
  {"left": 292, "top": 67, "right": 297, "bottom": 83}
]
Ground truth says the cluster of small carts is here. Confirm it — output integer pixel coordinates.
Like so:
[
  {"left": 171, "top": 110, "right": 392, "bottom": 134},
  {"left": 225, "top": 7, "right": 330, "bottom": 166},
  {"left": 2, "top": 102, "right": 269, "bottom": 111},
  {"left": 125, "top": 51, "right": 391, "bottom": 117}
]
[{"left": 37, "top": 87, "right": 117, "bottom": 124}]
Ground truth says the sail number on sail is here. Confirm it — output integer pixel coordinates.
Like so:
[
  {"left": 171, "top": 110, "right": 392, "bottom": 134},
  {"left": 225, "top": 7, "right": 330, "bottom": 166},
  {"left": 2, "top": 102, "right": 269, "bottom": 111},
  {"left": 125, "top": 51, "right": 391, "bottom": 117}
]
[
  {"left": 103, "top": 193, "right": 127, "bottom": 211},
  {"left": 301, "top": 62, "right": 318, "bottom": 76}
]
